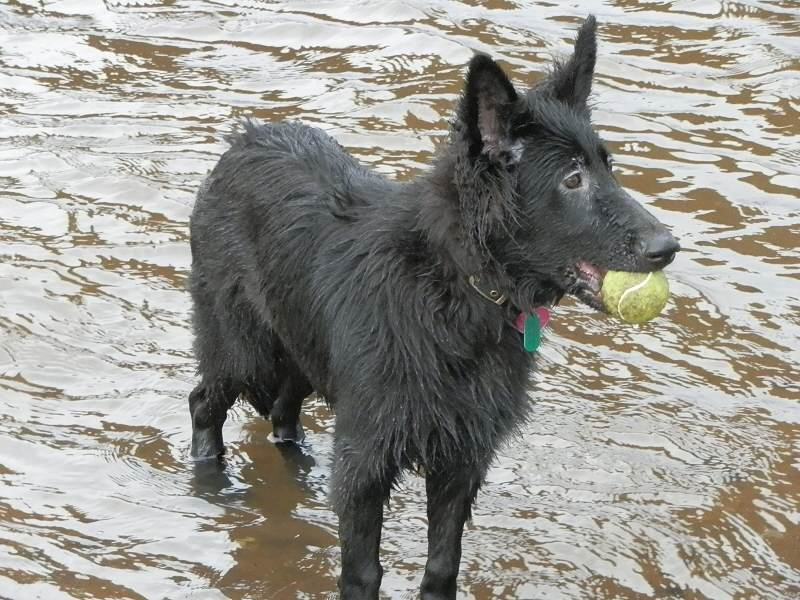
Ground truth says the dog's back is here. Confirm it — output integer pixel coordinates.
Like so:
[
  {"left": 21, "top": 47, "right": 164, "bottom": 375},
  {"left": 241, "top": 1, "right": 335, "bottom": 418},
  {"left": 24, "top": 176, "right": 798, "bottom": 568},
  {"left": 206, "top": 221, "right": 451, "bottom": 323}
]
[{"left": 193, "top": 120, "right": 390, "bottom": 249}]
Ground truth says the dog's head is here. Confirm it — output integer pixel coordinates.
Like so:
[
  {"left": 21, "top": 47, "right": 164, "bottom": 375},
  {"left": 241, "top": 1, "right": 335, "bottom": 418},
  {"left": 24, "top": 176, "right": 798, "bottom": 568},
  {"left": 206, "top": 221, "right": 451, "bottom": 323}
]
[{"left": 451, "top": 16, "right": 679, "bottom": 312}]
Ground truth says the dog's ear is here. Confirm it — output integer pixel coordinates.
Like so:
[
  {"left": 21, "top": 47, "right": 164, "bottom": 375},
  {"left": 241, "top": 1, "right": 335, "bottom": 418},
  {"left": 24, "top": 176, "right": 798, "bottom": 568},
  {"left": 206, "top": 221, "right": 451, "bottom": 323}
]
[
  {"left": 549, "top": 15, "right": 597, "bottom": 107},
  {"left": 459, "top": 54, "right": 519, "bottom": 159}
]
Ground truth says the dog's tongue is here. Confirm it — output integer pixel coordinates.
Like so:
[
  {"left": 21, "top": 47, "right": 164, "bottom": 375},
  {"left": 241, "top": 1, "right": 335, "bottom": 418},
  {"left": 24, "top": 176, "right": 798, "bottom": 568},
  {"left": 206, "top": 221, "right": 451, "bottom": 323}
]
[{"left": 514, "top": 307, "right": 550, "bottom": 333}]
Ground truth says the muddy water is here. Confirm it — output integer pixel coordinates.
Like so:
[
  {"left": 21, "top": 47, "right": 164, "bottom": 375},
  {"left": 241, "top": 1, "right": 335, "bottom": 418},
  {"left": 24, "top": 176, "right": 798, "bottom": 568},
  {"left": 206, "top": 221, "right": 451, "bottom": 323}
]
[{"left": 1, "top": 0, "right": 798, "bottom": 598}]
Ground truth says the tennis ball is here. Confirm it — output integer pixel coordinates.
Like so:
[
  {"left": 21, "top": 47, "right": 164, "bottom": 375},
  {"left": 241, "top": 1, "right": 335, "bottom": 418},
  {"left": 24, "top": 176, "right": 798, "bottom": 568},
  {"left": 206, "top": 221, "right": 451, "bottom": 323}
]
[{"left": 601, "top": 270, "right": 670, "bottom": 324}]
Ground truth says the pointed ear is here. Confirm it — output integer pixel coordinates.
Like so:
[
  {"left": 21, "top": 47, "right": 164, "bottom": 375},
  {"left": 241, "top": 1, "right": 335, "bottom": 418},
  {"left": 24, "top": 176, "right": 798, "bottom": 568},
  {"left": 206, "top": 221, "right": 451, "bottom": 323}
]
[
  {"left": 459, "top": 54, "right": 519, "bottom": 159},
  {"left": 550, "top": 15, "right": 597, "bottom": 107}
]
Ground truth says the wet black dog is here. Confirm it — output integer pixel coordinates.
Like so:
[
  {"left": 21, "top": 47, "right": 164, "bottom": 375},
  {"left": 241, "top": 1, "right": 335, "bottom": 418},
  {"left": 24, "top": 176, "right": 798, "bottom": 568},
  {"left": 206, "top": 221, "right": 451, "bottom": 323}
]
[{"left": 188, "top": 16, "right": 678, "bottom": 599}]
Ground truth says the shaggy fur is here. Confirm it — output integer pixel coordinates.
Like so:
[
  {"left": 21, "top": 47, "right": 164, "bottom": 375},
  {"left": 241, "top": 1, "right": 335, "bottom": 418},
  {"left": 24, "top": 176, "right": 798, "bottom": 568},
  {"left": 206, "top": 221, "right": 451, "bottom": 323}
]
[{"left": 188, "top": 16, "right": 679, "bottom": 599}]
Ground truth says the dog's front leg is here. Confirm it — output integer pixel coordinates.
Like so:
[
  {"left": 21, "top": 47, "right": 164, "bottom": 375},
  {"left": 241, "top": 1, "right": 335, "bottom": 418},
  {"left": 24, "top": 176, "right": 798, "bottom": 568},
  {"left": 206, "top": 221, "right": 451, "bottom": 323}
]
[
  {"left": 420, "top": 466, "right": 483, "bottom": 600},
  {"left": 333, "top": 441, "right": 395, "bottom": 600},
  {"left": 336, "top": 490, "right": 384, "bottom": 599}
]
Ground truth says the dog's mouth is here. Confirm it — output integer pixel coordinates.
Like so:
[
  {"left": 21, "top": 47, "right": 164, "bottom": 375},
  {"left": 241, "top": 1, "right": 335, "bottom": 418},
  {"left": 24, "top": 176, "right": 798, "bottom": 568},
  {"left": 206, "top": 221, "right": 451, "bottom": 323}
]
[{"left": 566, "top": 261, "right": 607, "bottom": 311}]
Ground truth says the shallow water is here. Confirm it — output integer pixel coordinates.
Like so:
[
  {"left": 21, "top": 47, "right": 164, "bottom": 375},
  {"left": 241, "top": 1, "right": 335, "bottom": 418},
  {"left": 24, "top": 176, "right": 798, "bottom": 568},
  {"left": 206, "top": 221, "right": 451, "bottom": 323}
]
[{"left": 1, "top": 1, "right": 799, "bottom": 598}]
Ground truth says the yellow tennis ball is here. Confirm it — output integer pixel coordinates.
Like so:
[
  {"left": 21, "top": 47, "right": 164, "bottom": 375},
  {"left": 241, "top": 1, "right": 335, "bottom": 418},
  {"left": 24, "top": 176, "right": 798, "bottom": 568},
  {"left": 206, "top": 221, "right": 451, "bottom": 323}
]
[{"left": 601, "top": 270, "right": 670, "bottom": 324}]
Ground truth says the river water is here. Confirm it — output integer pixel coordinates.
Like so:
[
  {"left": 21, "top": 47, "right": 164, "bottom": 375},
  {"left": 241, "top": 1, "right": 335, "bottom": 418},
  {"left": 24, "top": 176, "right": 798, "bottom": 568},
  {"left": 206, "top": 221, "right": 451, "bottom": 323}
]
[{"left": 1, "top": 1, "right": 798, "bottom": 598}]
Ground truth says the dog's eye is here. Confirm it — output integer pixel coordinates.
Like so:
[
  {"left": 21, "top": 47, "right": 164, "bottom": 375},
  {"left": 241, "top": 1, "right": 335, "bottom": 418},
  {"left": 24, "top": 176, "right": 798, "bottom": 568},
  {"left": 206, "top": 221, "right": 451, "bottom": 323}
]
[
  {"left": 606, "top": 156, "right": 614, "bottom": 171},
  {"left": 563, "top": 171, "right": 582, "bottom": 189}
]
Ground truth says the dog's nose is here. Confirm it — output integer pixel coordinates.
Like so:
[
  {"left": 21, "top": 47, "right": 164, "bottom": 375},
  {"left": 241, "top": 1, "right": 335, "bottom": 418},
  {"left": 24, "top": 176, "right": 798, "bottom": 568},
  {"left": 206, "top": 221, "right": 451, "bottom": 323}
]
[{"left": 642, "top": 232, "right": 680, "bottom": 268}]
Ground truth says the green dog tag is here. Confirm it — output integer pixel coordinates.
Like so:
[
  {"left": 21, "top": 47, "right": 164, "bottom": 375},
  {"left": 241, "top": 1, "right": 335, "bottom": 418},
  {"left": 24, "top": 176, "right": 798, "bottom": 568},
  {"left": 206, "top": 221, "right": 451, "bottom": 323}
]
[{"left": 523, "top": 313, "right": 541, "bottom": 352}]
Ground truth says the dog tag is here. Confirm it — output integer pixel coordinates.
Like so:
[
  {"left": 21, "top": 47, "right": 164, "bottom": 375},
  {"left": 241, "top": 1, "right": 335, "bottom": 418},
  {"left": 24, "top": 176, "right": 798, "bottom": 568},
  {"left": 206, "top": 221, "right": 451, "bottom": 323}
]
[{"left": 523, "top": 313, "right": 541, "bottom": 352}]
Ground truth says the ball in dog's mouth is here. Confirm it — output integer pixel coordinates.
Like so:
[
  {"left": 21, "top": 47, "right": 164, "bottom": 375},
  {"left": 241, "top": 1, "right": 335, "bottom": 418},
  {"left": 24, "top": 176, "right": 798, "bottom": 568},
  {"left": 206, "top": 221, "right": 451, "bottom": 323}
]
[{"left": 569, "top": 261, "right": 608, "bottom": 311}]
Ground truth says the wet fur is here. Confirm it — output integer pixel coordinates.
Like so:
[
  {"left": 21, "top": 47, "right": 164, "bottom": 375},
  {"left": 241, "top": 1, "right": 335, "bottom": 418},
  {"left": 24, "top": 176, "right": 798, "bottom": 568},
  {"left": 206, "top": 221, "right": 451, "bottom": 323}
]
[{"left": 188, "top": 15, "right": 677, "bottom": 599}]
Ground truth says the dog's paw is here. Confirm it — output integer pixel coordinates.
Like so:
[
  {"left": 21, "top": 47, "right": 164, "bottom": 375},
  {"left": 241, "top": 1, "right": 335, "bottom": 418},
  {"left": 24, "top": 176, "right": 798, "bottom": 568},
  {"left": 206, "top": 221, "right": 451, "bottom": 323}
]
[
  {"left": 269, "top": 422, "right": 305, "bottom": 445},
  {"left": 190, "top": 428, "right": 225, "bottom": 460}
]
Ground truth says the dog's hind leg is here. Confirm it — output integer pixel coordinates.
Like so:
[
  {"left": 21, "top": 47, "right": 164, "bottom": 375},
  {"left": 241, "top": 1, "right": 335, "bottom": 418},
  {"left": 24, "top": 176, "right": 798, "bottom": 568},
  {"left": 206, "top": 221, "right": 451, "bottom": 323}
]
[
  {"left": 189, "top": 278, "right": 260, "bottom": 459},
  {"left": 242, "top": 334, "right": 312, "bottom": 444},
  {"left": 189, "top": 377, "right": 242, "bottom": 459},
  {"left": 420, "top": 465, "right": 485, "bottom": 600},
  {"left": 269, "top": 355, "right": 312, "bottom": 443}
]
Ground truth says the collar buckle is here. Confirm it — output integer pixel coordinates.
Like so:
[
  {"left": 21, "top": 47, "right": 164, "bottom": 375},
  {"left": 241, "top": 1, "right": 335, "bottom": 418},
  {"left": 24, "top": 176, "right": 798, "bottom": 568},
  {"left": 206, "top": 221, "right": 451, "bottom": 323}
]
[{"left": 468, "top": 275, "right": 507, "bottom": 306}]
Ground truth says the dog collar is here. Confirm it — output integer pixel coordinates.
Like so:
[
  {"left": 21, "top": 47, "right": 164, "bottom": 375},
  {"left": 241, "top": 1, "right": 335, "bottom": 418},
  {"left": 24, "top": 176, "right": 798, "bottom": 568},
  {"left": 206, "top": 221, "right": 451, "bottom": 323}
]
[{"left": 468, "top": 275, "right": 550, "bottom": 352}]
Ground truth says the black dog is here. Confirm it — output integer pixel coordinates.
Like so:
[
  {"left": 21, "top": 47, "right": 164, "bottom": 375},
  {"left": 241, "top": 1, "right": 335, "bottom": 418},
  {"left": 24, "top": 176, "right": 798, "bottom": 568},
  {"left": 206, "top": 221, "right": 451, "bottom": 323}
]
[{"left": 188, "top": 15, "right": 678, "bottom": 599}]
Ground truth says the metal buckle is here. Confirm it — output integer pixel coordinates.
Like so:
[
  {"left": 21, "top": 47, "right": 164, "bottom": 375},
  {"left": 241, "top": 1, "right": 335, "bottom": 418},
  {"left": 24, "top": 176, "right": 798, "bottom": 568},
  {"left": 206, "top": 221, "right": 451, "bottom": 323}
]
[{"left": 468, "top": 275, "right": 507, "bottom": 306}]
